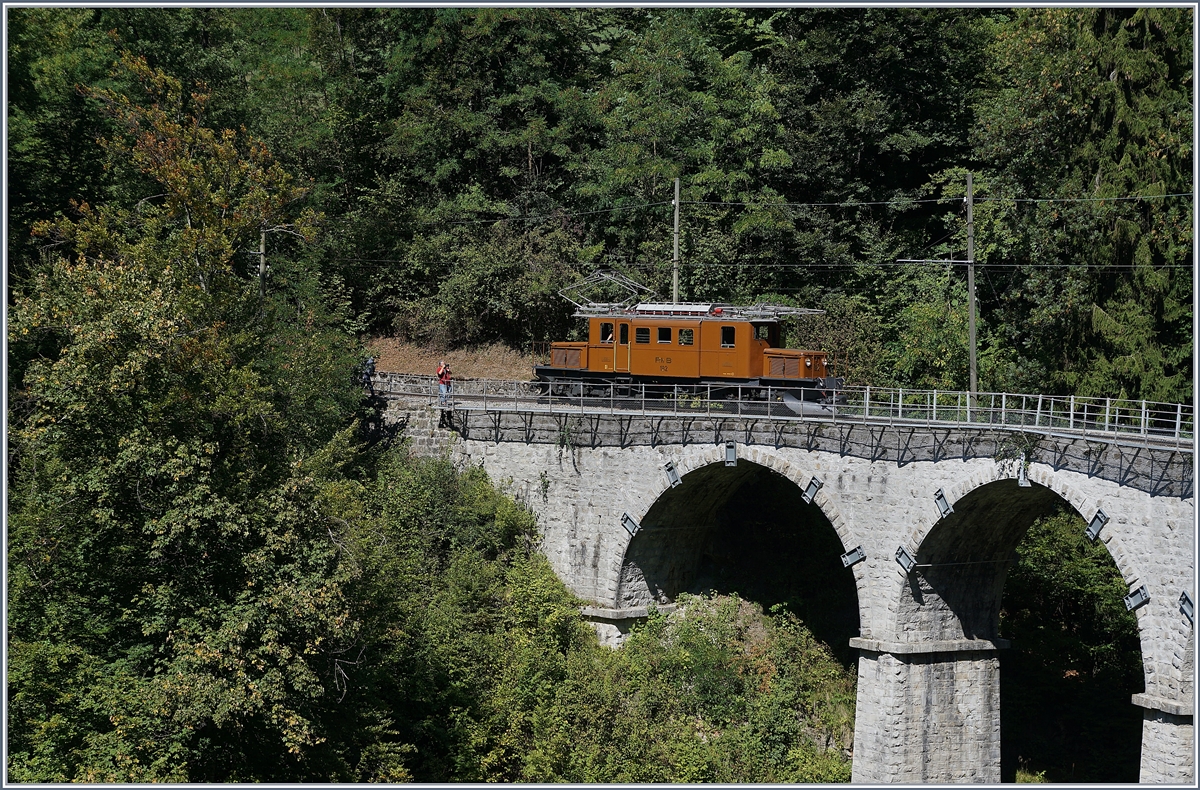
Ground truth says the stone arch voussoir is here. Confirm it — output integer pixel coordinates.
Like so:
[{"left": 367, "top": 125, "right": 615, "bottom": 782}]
[
  {"left": 1022, "top": 464, "right": 1146, "bottom": 593},
  {"left": 613, "top": 441, "right": 864, "bottom": 612},
  {"left": 896, "top": 461, "right": 1126, "bottom": 578},
  {"left": 893, "top": 459, "right": 1165, "bottom": 689},
  {"left": 657, "top": 442, "right": 856, "bottom": 555}
]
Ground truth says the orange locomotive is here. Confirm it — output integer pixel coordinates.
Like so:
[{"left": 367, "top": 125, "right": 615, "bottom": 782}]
[{"left": 534, "top": 301, "right": 841, "bottom": 398}]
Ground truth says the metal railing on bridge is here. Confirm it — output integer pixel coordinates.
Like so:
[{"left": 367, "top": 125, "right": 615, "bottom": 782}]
[{"left": 373, "top": 373, "right": 1194, "bottom": 451}]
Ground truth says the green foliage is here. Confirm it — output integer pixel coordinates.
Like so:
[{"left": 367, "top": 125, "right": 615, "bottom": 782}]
[
  {"left": 877, "top": 266, "right": 973, "bottom": 389},
  {"left": 536, "top": 594, "right": 855, "bottom": 783},
  {"left": 9, "top": 7, "right": 1189, "bottom": 398},
  {"left": 1003, "top": 511, "right": 1140, "bottom": 679},
  {"left": 7, "top": 57, "right": 363, "bottom": 781},
  {"left": 1016, "top": 765, "right": 1049, "bottom": 783},
  {"left": 785, "top": 294, "right": 884, "bottom": 385},
  {"left": 1000, "top": 510, "right": 1144, "bottom": 782},
  {"left": 6, "top": 7, "right": 119, "bottom": 285},
  {"left": 965, "top": 8, "right": 1193, "bottom": 401},
  {"left": 6, "top": 8, "right": 1190, "bottom": 782},
  {"left": 326, "top": 450, "right": 856, "bottom": 783},
  {"left": 390, "top": 221, "right": 584, "bottom": 348}
]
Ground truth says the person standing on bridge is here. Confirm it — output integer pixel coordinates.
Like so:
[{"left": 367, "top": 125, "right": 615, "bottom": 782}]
[
  {"left": 437, "top": 360, "right": 452, "bottom": 406},
  {"left": 362, "top": 355, "right": 376, "bottom": 396}
]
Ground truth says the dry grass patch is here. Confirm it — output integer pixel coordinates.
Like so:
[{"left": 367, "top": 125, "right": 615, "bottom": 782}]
[{"left": 367, "top": 338, "right": 536, "bottom": 381}]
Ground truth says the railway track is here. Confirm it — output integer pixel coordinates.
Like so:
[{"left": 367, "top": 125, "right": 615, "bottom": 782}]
[{"left": 371, "top": 373, "right": 1195, "bottom": 453}]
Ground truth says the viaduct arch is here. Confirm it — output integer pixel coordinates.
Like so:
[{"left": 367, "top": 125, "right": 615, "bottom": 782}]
[
  {"left": 612, "top": 446, "right": 861, "bottom": 611},
  {"left": 388, "top": 400, "right": 1194, "bottom": 782},
  {"left": 613, "top": 455, "right": 862, "bottom": 663}
]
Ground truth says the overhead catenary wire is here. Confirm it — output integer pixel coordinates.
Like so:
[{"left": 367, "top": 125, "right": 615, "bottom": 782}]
[
  {"left": 330, "top": 257, "right": 1190, "bottom": 270},
  {"left": 619, "top": 260, "right": 1190, "bottom": 270},
  {"left": 990, "top": 192, "right": 1193, "bottom": 203},
  {"left": 690, "top": 193, "right": 1192, "bottom": 208},
  {"left": 319, "top": 186, "right": 1191, "bottom": 267},
  {"left": 439, "top": 200, "right": 673, "bottom": 225},
  {"left": 689, "top": 198, "right": 945, "bottom": 208},
  {"left": 414, "top": 191, "right": 1193, "bottom": 227},
  {"left": 980, "top": 264, "right": 1006, "bottom": 305}
]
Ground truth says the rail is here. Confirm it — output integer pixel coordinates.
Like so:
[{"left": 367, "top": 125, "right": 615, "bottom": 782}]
[{"left": 371, "top": 373, "right": 1195, "bottom": 452}]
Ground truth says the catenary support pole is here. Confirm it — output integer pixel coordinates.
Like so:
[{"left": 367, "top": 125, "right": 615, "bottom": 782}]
[
  {"left": 673, "top": 177, "right": 681, "bottom": 304},
  {"left": 967, "top": 172, "right": 977, "bottom": 396},
  {"left": 259, "top": 229, "right": 267, "bottom": 313}
]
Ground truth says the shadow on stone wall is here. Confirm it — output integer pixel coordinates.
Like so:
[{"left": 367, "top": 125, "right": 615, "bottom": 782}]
[
  {"left": 907, "top": 480, "right": 1063, "bottom": 642},
  {"left": 619, "top": 461, "right": 861, "bottom": 667}
]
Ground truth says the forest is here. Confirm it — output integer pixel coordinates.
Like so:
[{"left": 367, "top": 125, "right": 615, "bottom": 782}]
[{"left": 5, "top": 6, "right": 1191, "bottom": 783}]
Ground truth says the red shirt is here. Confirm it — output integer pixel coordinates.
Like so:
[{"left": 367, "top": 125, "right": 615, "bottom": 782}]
[{"left": 437, "top": 366, "right": 451, "bottom": 385}]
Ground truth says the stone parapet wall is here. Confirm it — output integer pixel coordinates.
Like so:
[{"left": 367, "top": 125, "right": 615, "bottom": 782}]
[
  {"left": 436, "top": 405, "right": 1191, "bottom": 498},
  {"left": 384, "top": 399, "right": 458, "bottom": 456}
]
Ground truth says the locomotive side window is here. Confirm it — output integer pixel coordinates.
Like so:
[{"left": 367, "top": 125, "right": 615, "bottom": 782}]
[
  {"left": 721, "top": 326, "right": 736, "bottom": 348},
  {"left": 753, "top": 323, "right": 780, "bottom": 347},
  {"left": 619, "top": 324, "right": 628, "bottom": 344},
  {"left": 678, "top": 328, "right": 694, "bottom": 345},
  {"left": 635, "top": 327, "right": 650, "bottom": 344},
  {"left": 658, "top": 327, "right": 671, "bottom": 343},
  {"left": 600, "top": 322, "right": 614, "bottom": 343}
]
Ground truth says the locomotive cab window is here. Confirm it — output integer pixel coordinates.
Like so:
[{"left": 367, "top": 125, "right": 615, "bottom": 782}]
[
  {"left": 600, "top": 322, "right": 614, "bottom": 343},
  {"left": 753, "top": 323, "right": 780, "bottom": 346},
  {"left": 678, "top": 328, "right": 694, "bottom": 346},
  {"left": 635, "top": 327, "right": 651, "bottom": 344},
  {"left": 619, "top": 324, "right": 628, "bottom": 344},
  {"left": 658, "top": 327, "right": 671, "bottom": 343},
  {"left": 754, "top": 323, "right": 779, "bottom": 344},
  {"left": 721, "top": 326, "right": 736, "bottom": 348}
]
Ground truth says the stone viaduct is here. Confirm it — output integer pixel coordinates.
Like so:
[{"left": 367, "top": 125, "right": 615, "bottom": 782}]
[{"left": 377, "top": 382, "right": 1194, "bottom": 784}]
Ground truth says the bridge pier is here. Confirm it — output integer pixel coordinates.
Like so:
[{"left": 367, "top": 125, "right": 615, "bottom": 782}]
[
  {"left": 851, "top": 641, "right": 1003, "bottom": 783},
  {"left": 1134, "top": 695, "right": 1194, "bottom": 783}
]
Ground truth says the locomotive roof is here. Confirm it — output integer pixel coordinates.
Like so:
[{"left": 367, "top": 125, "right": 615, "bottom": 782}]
[{"left": 572, "top": 302, "right": 825, "bottom": 321}]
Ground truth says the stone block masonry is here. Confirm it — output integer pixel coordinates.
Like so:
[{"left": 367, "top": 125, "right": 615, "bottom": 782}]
[
  {"left": 852, "top": 650, "right": 1001, "bottom": 783},
  {"left": 1138, "top": 708, "right": 1194, "bottom": 783},
  {"left": 384, "top": 399, "right": 1194, "bottom": 783}
]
